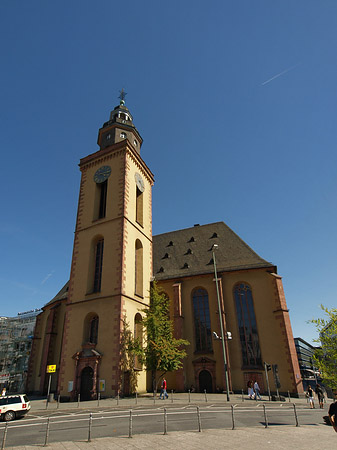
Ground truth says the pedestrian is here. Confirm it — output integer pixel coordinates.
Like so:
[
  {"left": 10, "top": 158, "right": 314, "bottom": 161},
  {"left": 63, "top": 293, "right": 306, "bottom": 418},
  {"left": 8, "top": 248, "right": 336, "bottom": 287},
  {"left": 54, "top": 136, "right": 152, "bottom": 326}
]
[
  {"left": 315, "top": 384, "right": 324, "bottom": 409},
  {"left": 160, "top": 378, "right": 168, "bottom": 400},
  {"left": 307, "top": 385, "right": 315, "bottom": 409},
  {"left": 1, "top": 387, "right": 6, "bottom": 396},
  {"left": 253, "top": 380, "right": 262, "bottom": 401},
  {"left": 328, "top": 393, "right": 337, "bottom": 433},
  {"left": 247, "top": 380, "right": 255, "bottom": 399}
]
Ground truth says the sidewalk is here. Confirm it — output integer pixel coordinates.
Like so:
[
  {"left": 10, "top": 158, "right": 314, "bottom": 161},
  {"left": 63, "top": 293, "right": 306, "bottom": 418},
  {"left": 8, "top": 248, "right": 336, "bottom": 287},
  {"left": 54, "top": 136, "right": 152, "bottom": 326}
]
[
  {"left": 4, "top": 393, "right": 333, "bottom": 449},
  {"left": 29, "top": 392, "right": 319, "bottom": 412},
  {"left": 5, "top": 425, "right": 337, "bottom": 449}
]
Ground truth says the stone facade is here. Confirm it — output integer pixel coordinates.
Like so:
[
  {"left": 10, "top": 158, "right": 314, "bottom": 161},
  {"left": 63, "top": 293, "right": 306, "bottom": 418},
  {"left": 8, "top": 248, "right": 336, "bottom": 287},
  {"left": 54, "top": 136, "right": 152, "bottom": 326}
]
[{"left": 26, "top": 100, "right": 303, "bottom": 399}]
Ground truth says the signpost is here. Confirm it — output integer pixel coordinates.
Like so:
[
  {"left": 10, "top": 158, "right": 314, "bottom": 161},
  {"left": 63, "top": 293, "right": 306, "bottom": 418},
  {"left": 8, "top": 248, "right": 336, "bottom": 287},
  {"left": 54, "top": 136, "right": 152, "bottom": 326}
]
[
  {"left": 45, "top": 365, "right": 56, "bottom": 409},
  {"left": 272, "top": 364, "right": 281, "bottom": 400}
]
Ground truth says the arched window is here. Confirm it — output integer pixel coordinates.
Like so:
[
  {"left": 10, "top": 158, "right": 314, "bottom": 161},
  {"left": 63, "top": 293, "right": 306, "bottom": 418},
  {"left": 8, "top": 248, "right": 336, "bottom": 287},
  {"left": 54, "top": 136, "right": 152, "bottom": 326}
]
[
  {"left": 234, "top": 283, "right": 262, "bottom": 367},
  {"left": 134, "top": 313, "right": 143, "bottom": 369},
  {"left": 83, "top": 313, "right": 99, "bottom": 345},
  {"left": 136, "top": 186, "right": 143, "bottom": 226},
  {"left": 135, "top": 240, "right": 143, "bottom": 297},
  {"left": 93, "top": 239, "right": 104, "bottom": 293},
  {"left": 192, "top": 288, "right": 212, "bottom": 352},
  {"left": 89, "top": 315, "right": 99, "bottom": 344},
  {"left": 93, "top": 180, "right": 108, "bottom": 220}
]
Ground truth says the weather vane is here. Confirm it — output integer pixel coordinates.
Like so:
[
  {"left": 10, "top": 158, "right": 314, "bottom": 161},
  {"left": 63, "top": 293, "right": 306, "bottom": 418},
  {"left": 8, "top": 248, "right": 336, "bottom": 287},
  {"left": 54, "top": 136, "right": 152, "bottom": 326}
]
[{"left": 118, "top": 88, "right": 127, "bottom": 105}]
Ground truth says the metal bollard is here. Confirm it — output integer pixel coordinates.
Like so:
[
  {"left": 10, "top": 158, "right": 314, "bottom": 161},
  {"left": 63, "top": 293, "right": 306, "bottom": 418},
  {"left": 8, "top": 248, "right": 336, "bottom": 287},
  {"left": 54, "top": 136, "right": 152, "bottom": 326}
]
[
  {"left": 164, "top": 408, "right": 168, "bottom": 435},
  {"left": 188, "top": 389, "right": 191, "bottom": 403},
  {"left": 231, "top": 404, "right": 235, "bottom": 430},
  {"left": 97, "top": 392, "right": 100, "bottom": 407},
  {"left": 288, "top": 391, "right": 291, "bottom": 402},
  {"left": 77, "top": 393, "right": 80, "bottom": 407},
  {"left": 171, "top": 390, "right": 173, "bottom": 403},
  {"left": 263, "top": 404, "right": 268, "bottom": 428},
  {"left": 88, "top": 413, "right": 93, "bottom": 442},
  {"left": 293, "top": 403, "right": 299, "bottom": 427},
  {"left": 44, "top": 417, "right": 50, "bottom": 447},
  {"left": 196, "top": 406, "right": 201, "bottom": 432},
  {"left": 135, "top": 392, "right": 138, "bottom": 405},
  {"left": 1, "top": 422, "right": 8, "bottom": 450},
  {"left": 128, "top": 410, "right": 133, "bottom": 438},
  {"left": 242, "top": 389, "right": 244, "bottom": 402},
  {"left": 153, "top": 391, "right": 156, "bottom": 405},
  {"left": 117, "top": 391, "right": 119, "bottom": 406},
  {"left": 57, "top": 394, "right": 60, "bottom": 409},
  {"left": 204, "top": 389, "right": 207, "bottom": 403}
]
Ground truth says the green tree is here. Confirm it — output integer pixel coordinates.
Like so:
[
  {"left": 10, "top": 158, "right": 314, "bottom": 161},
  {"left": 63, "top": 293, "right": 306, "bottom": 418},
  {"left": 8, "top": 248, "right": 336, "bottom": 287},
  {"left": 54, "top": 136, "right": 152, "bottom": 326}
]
[
  {"left": 119, "top": 317, "right": 143, "bottom": 395},
  {"left": 142, "top": 282, "right": 189, "bottom": 391},
  {"left": 310, "top": 305, "right": 337, "bottom": 390}
]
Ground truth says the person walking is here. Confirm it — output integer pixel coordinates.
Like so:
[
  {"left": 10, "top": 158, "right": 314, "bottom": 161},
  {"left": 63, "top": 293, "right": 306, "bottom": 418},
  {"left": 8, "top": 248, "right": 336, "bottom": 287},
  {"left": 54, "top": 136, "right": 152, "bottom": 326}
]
[
  {"left": 160, "top": 378, "right": 168, "bottom": 400},
  {"left": 1, "top": 387, "right": 6, "bottom": 396},
  {"left": 247, "top": 380, "right": 254, "bottom": 399},
  {"left": 253, "top": 380, "right": 262, "bottom": 401},
  {"left": 307, "top": 385, "right": 315, "bottom": 408},
  {"left": 315, "top": 384, "right": 324, "bottom": 409}
]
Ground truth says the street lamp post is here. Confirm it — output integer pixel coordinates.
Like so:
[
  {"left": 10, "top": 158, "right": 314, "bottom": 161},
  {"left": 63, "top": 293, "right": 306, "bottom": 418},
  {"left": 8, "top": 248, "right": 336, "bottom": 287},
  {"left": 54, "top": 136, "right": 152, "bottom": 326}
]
[{"left": 212, "top": 244, "right": 230, "bottom": 402}]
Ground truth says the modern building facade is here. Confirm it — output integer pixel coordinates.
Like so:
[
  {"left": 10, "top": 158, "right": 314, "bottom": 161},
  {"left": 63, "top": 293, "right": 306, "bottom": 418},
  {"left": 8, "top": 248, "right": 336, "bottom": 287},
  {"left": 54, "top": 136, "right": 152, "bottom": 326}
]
[
  {"left": 26, "top": 96, "right": 303, "bottom": 399},
  {"left": 0, "top": 310, "right": 40, "bottom": 393},
  {"left": 294, "top": 337, "right": 320, "bottom": 390}
]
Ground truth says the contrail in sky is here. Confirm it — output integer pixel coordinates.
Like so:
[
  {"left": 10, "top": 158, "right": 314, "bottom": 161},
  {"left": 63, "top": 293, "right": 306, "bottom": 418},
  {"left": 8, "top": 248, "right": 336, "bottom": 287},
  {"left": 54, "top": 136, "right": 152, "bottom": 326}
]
[
  {"left": 41, "top": 270, "right": 55, "bottom": 285},
  {"left": 261, "top": 62, "right": 301, "bottom": 86}
]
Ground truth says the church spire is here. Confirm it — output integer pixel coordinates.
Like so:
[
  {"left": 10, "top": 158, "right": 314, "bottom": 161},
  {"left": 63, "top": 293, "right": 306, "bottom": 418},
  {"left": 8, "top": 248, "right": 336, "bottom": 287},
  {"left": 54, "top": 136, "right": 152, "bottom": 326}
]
[{"left": 97, "top": 89, "right": 143, "bottom": 153}]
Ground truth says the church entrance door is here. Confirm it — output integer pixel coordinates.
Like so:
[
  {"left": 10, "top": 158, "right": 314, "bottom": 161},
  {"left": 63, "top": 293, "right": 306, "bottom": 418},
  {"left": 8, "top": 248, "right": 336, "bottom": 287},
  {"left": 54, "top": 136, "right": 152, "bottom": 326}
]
[
  {"left": 80, "top": 366, "right": 94, "bottom": 401},
  {"left": 199, "top": 369, "right": 213, "bottom": 393}
]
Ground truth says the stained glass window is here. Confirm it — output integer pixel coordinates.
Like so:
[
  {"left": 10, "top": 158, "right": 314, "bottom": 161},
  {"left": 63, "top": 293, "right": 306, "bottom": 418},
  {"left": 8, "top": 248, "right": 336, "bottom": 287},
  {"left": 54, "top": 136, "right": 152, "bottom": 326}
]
[{"left": 234, "top": 283, "right": 262, "bottom": 367}]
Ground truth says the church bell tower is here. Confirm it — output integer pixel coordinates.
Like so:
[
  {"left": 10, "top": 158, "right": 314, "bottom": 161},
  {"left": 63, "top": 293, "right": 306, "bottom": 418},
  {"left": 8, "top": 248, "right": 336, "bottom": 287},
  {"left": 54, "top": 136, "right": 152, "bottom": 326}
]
[{"left": 58, "top": 91, "right": 154, "bottom": 398}]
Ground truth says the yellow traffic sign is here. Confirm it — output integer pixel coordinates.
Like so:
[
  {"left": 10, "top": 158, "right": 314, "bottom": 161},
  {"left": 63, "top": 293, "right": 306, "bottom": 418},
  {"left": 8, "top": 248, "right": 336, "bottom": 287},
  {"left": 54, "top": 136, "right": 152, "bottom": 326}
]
[{"left": 46, "top": 365, "right": 56, "bottom": 373}]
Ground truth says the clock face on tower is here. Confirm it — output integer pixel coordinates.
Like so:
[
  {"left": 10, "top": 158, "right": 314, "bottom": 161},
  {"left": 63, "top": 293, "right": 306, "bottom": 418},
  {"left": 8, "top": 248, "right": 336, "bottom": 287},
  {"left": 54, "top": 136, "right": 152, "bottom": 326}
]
[
  {"left": 135, "top": 173, "right": 145, "bottom": 192},
  {"left": 94, "top": 166, "right": 112, "bottom": 184}
]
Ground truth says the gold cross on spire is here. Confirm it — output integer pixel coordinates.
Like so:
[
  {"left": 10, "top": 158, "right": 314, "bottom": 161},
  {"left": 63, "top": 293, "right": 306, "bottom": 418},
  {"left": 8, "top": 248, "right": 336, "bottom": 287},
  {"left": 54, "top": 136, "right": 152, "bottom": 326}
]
[{"left": 118, "top": 88, "right": 127, "bottom": 105}]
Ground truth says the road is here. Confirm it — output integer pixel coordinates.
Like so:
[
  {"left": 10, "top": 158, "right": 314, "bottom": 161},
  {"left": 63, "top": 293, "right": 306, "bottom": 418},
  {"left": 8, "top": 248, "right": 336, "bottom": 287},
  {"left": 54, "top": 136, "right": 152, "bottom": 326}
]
[{"left": 0, "top": 403, "right": 328, "bottom": 447}]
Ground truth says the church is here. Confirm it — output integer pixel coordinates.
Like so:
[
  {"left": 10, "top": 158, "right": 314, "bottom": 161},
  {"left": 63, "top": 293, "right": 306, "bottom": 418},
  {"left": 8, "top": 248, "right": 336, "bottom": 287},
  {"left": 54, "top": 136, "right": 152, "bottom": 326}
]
[{"left": 26, "top": 95, "right": 303, "bottom": 399}]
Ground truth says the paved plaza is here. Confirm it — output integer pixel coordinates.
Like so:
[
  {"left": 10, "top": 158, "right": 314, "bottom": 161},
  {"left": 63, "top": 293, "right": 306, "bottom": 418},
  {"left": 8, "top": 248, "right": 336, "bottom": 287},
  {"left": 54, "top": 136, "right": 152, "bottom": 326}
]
[
  {"left": 5, "top": 425, "right": 337, "bottom": 450},
  {"left": 2, "top": 394, "right": 336, "bottom": 449}
]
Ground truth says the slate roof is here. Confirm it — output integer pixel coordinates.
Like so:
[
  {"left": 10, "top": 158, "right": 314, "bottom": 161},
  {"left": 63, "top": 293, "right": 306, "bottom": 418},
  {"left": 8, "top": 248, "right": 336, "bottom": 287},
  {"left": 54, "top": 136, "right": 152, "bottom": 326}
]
[
  {"left": 153, "top": 222, "right": 275, "bottom": 281},
  {"left": 43, "top": 281, "right": 69, "bottom": 308}
]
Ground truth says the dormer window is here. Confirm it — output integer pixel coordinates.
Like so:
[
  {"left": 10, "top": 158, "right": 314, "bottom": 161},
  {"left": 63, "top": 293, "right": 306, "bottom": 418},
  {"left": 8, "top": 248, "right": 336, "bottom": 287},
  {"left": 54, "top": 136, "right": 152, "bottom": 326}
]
[
  {"left": 188, "top": 237, "right": 195, "bottom": 243},
  {"left": 134, "top": 140, "right": 138, "bottom": 147},
  {"left": 210, "top": 232, "right": 218, "bottom": 239},
  {"left": 106, "top": 134, "right": 111, "bottom": 140},
  {"left": 167, "top": 241, "right": 173, "bottom": 247},
  {"left": 120, "top": 132, "right": 127, "bottom": 139}
]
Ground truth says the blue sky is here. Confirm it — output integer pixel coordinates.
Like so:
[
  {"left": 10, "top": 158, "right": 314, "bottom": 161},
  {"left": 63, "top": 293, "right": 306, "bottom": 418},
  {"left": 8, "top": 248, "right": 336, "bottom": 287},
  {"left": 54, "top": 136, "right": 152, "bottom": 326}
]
[{"left": 1, "top": 1, "right": 336, "bottom": 344}]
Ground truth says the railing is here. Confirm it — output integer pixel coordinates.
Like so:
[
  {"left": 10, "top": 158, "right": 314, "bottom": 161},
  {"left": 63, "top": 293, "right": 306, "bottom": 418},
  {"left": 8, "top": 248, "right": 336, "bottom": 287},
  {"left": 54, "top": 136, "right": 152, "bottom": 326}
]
[
  {"left": 45, "top": 389, "right": 297, "bottom": 409},
  {"left": 0, "top": 402, "right": 307, "bottom": 449}
]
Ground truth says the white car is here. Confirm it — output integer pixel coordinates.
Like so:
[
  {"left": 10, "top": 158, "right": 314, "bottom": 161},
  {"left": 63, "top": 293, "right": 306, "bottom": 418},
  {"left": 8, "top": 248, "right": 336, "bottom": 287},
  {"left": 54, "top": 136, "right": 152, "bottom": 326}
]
[{"left": 0, "top": 394, "right": 31, "bottom": 421}]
